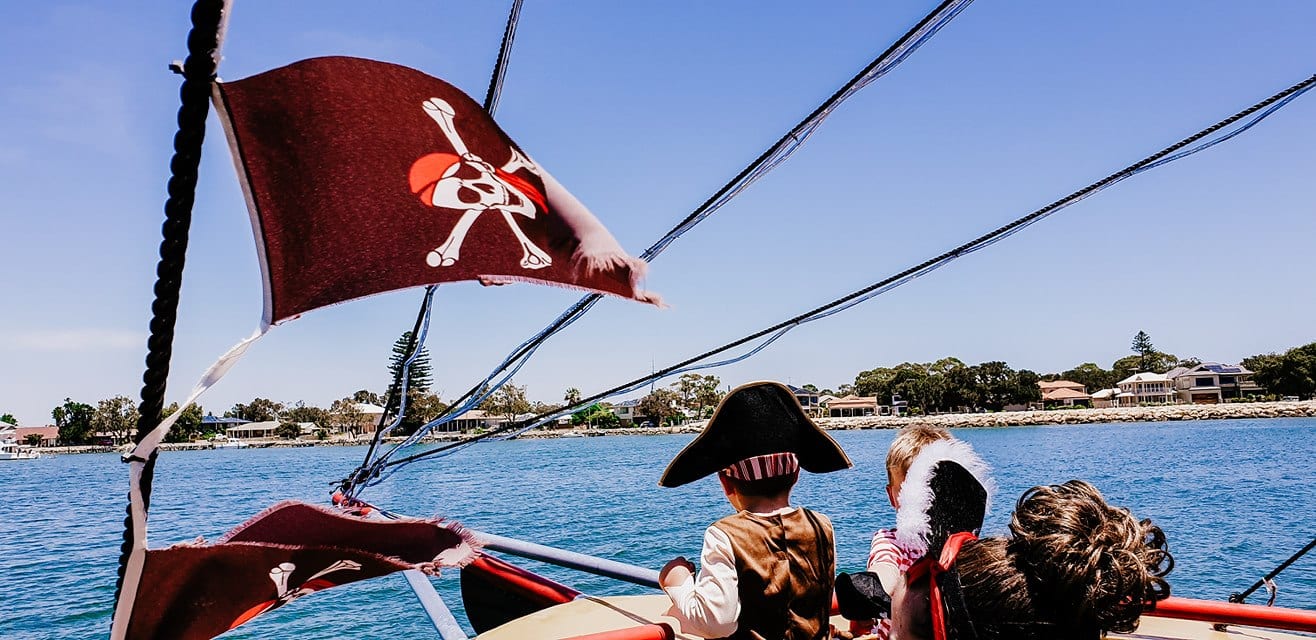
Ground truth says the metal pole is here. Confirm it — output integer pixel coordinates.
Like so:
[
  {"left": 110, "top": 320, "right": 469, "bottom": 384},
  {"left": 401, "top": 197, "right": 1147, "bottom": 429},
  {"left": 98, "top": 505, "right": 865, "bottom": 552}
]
[{"left": 471, "top": 530, "right": 661, "bottom": 589}]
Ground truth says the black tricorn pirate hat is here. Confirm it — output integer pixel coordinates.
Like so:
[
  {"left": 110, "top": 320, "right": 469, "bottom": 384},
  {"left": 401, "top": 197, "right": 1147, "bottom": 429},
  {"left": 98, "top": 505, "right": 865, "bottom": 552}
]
[{"left": 658, "top": 380, "right": 852, "bottom": 488}]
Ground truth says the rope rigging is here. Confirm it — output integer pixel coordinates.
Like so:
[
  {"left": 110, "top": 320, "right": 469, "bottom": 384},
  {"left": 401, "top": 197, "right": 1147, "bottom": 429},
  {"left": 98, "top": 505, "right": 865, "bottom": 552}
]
[
  {"left": 344, "top": 0, "right": 528, "bottom": 492},
  {"left": 343, "top": 0, "right": 979, "bottom": 494},
  {"left": 114, "top": 0, "right": 228, "bottom": 618},
  {"left": 369, "top": 72, "right": 1316, "bottom": 479},
  {"left": 1230, "top": 536, "right": 1316, "bottom": 605}
]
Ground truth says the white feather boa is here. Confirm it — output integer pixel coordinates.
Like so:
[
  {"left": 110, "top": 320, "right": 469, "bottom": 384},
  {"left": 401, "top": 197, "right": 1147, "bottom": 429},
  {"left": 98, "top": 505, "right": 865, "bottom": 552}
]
[{"left": 894, "top": 438, "right": 996, "bottom": 551}]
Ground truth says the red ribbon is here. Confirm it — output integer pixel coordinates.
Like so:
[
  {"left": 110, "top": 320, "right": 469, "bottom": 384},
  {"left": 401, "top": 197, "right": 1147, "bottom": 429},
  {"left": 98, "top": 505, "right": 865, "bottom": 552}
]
[{"left": 905, "top": 531, "right": 978, "bottom": 640}]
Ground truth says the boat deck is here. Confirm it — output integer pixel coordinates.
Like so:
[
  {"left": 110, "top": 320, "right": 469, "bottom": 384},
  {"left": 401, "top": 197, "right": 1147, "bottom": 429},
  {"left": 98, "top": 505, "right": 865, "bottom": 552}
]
[{"left": 473, "top": 594, "right": 1314, "bottom": 640}]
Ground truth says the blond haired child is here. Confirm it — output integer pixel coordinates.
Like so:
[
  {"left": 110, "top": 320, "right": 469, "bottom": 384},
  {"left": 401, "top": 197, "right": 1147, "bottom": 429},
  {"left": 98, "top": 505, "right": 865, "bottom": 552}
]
[{"left": 858, "top": 425, "right": 952, "bottom": 639}]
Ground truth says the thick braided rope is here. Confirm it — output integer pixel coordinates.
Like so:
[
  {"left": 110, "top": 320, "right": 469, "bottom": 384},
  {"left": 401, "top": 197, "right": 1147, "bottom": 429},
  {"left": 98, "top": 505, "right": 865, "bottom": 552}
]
[{"left": 113, "top": 0, "right": 226, "bottom": 615}]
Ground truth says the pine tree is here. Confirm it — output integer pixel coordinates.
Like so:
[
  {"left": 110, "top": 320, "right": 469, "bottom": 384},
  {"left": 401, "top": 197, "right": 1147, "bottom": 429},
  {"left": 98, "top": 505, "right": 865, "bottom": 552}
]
[
  {"left": 1132, "top": 331, "right": 1156, "bottom": 372},
  {"left": 386, "top": 331, "right": 433, "bottom": 403}
]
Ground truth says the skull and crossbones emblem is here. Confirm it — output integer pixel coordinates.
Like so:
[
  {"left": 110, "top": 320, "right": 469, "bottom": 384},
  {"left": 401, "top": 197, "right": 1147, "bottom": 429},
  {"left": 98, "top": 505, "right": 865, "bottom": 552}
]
[
  {"left": 409, "top": 98, "right": 552, "bottom": 270},
  {"left": 228, "top": 559, "right": 363, "bottom": 630}
]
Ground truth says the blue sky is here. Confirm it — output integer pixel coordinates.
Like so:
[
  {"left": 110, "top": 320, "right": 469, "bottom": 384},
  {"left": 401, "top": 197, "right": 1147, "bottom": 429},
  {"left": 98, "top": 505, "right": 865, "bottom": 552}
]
[{"left": 2, "top": 1, "right": 1313, "bottom": 425}]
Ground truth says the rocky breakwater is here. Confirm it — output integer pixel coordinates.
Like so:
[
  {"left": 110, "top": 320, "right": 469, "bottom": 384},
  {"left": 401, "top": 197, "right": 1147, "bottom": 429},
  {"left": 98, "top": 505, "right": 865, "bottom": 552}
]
[{"left": 816, "top": 400, "right": 1316, "bottom": 431}]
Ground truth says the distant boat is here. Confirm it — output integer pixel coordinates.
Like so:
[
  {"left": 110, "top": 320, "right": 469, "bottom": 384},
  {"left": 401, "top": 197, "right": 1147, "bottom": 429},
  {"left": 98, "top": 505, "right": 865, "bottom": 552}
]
[
  {"left": 0, "top": 441, "right": 41, "bottom": 461},
  {"left": 210, "top": 436, "right": 249, "bottom": 450}
]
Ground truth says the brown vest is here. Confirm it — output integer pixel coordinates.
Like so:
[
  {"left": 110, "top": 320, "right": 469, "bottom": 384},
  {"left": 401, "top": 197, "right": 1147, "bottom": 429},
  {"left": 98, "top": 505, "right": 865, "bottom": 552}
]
[{"left": 712, "top": 508, "right": 836, "bottom": 640}]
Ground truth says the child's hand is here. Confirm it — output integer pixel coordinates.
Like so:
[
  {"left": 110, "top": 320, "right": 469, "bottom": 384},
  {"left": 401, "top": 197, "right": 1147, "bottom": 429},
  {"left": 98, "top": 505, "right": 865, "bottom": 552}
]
[{"left": 659, "top": 556, "right": 696, "bottom": 587}]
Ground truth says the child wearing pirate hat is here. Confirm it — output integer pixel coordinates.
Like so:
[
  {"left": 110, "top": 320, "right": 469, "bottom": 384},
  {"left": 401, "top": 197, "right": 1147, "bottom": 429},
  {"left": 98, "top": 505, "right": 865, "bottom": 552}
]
[
  {"left": 837, "top": 442, "right": 1173, "bottom": 640},
  {"left": 657, "top": 381, "right": 852, "bottom": 640}
]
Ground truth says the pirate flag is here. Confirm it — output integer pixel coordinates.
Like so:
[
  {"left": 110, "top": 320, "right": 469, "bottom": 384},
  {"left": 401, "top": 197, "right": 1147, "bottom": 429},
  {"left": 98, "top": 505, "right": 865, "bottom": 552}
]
[
  {"left": 123, "top": 501, "right": 478, "bottom": 640},
  {"left": 213, "top": 55, "right": 659, "bottom": 325}
]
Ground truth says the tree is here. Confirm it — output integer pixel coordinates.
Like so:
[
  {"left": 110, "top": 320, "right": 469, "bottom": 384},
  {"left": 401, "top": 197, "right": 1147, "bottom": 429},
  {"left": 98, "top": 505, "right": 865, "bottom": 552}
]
[
  {"left": 330, "top": 397, "right": 366, "bottom": 436},
  {"left": 275, "top": 421, "right": 303, "bottom": 439},
  {"left": 53, "top": 398, "right": 94, "bottom": 445},
  {"left": 1061, "top": 363, "right": 1116, "bottom": 393},
  {"left": 637, "top": 388, "right": 682, "bottom": 426},
  {"left": 164, "top": 402, "right": 205, "bottom": 443},
  {"left": 1132, "top": 331, "right": 1156, "bottom": 371},
  {"left": 226, "top": 398, "right": 283, "bottom": 422},
  {"left": 1111, "top": 351, "right": 1176, "bottom": 381},
  {"left": 351, "top": 389, "right": 382, "bottom": 405},
  {"left": 482, "top": 384, "right": 531, "bottom": 423},
  {"left": 396, "top": 391, "right": 448, "bottom": 436},
  {"left": 564, "top": 387, "right": 582, "bottom": 407},
  {"left": 571, "top": 403, "right": 618, "bottom": 428},
  {"left": 23, "top": 434, "right": 43, "bottom": 447},
  {"left": 93, "top": 395, "right": 139, "bottom": 445},
  {"left": 802, "top": 384, "right": 819, "bottom": 394},
  {"left": 974, "top": 361, "right": 1018, "bottom": 411},
  {"left": 1245, "top": 342, "right": 1316, "bottom": 399},
  {"left": 0, "top": 412, "right": 16, "bottom": 426},
  {"left": 673, "top": 373, "right": 722, "bottom": 418},
  {"left": 284, "top": 402, "right": 330, "bottom": 426},
  {"left": 386, "top": 331, "right": 433, "bottom": 404}
]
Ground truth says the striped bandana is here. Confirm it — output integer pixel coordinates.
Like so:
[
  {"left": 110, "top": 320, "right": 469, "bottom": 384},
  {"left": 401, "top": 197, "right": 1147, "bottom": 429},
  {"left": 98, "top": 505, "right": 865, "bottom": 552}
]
[{"left": 722, "top": 452, "right": 800, "bottom": 481}]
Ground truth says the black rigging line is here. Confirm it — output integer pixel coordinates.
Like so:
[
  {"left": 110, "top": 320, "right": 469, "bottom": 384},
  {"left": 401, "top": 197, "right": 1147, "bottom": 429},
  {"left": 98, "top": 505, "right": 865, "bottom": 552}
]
[
  {"left": 114, "top": 0, "right": 227, "bottom": 616},
  {"left": 344, "top": 0, "right": 528, "bottom": 491},
  {"left": 371, "top": 0, "right": 975, "bottom": 470},
  {"left": 1230, "top": 536, "right": 1316, "bottom": 604},
  {"left": 384, "top": 73, "right": 1316, "bottom": 471}
]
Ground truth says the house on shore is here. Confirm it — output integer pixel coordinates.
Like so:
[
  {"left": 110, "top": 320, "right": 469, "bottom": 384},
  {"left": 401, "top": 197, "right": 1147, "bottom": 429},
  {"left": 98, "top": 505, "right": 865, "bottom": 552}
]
[
  {"left": 1165, "top": 362, "right": 1262, "bottom": 404},
  {"left": 226, "top": 420, "right": 280, "bottom": 439},
  {"left": 611, "top": 398, "right": 642, "bottom": 425},
  {"left": 1091, "top": 388, "right": 1119, "bottom": 409},
  {"left": 1039, "top": 380, "right": 1092, "bottom": 408},
  {"left": 448, "top": 409, "right": 506, "bottom": 432},
  {"left": 353, "top": 403, "right": 387, "bottom": 434},
  {"left": 826, "top": 395, "right": 878, "bottom": 417},
  {"left": 1116, "top": 372, "right": 1175, "bottom": 406},
  {"left": 15, "top": 426, "right": 59, "bottom": 447},
  {"left": 787, "top": 385, "right": 822, "bottom": 417}
]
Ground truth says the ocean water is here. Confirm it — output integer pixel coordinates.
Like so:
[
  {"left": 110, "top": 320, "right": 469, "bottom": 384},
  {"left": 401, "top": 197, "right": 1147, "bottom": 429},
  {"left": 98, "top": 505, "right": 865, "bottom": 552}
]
[{"left": 2, "top": 418, "right": 1314, "bottom": 639}]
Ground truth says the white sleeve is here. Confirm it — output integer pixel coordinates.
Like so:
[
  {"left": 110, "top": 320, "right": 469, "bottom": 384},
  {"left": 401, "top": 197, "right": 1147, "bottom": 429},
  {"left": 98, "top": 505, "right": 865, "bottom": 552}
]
[{"left": 662, "top": 525, "right": 740, "bottom": 638}]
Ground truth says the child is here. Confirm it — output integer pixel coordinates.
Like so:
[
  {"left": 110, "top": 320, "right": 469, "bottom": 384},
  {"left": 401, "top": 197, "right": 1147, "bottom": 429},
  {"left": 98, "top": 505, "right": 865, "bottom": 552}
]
[
  {"left": 837, "top": 437, "right": 995, "bottom": 640},
  {"left": 853, "top": 426, "right": 952, "bottom": 639},
  {"left": 657, "top": 381, "right": 853, "bottom": 640}
]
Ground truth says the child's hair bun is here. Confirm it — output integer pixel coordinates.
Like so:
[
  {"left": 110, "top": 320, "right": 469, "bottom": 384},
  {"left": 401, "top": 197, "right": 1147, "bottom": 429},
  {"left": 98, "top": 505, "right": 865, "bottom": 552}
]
[{"left": 1006, "top": 480, "right": 1174, "bottom": 633}]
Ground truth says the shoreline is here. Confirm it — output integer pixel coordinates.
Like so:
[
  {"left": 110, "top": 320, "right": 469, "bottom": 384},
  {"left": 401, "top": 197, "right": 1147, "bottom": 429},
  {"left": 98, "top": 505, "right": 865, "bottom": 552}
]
[{"left": 31, "top": 400, "right": 1316, "bottom": 456}]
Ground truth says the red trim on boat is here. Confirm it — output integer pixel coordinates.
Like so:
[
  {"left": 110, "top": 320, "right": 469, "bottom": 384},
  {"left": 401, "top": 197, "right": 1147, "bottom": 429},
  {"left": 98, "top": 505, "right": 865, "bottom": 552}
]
[
  {"left": 1148, "top": 596, "right": 1316, "bottom": 633},
  {"left": 467, "top": 555, "right": 580, "bottom": 606},
  {"left": 561, "top": 623, "right": 675, "bottom": 640}
]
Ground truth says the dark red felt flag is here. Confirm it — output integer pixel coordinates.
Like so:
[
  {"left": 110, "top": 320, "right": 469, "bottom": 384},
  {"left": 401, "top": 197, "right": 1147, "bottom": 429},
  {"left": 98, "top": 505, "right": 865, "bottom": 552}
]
[
  {"left": 124, "top": 501, "right": 478, "bottom": 640},
  {"left": 214, "top": 56, "right": 657, "bottom": 325}
]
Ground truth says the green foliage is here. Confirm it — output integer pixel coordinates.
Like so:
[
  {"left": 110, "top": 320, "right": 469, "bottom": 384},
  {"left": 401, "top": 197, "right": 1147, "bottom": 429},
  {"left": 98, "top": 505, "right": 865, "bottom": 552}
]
[
  {"left": 386, "top": 331, "right": 433, "bottom": 404},
  {"left": 571, "top": 403, "right": 618, "bottom": 428},
  {"left": 395, "top": 391, "right": 449, "bottom": 436},
  {"left": 23, "top": 434, "right": 43, "bottom": 446},
  {"left": 164, "top": 402, "right": 205, "bottom": 443},
  {"left": 93, "top": 396, "right": 138, "bottom": 445},
  {"left": 852, "top": 357, "right": 1037, "bottom": 413},
  {"left": 564, "top": 387, "right": 583, "bottom": 407},
  {"left": 1244, "top": 342, "right": 1316, "bottom": 399},
  {"left": 226, "top": 398, "right": 284, "bottom": 422},
  {"left": 672, "top": 373, "right": 722, "bottom": 418},
  {"left": 0, "top": 412, "right": 16, "bottom": 426},
  {"left": 1061, "top": 363, "right": 1116, "bottom": 394},
  {"left": 1111, "top": 352, "right": 1176, "bottom": 380},
  {"left": 275, "top": 421, "right": 303, "bottom": 439},
  {"left": 52, "top": 398, "right": 94, "bottom": 445},
  {"left": 637, "top": 388, "right": 682, "bottom": 426},
  {"left": 481, "top": 383, "right": 532, "bottom": 423},
  {"left": 802, "top": 384, "right": 819, "bottom": 393},
  {"left": 351, "top": 389, "right": 382, "bottom": 405},
  {"left": 329, "top": 397, "right": 367, "bottom": 435}
]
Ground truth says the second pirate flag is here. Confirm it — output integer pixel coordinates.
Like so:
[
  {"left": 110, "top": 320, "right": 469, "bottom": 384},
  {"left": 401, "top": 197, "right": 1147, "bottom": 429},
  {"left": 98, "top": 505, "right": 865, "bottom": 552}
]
[{"left": 214, "top": 55, "right": 659, "bottom": 326}]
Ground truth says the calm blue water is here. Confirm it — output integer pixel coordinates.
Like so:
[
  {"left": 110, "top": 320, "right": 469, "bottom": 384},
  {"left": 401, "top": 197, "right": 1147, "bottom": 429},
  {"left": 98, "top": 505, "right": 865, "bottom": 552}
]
[{"left": 2, "top": 419, "right": 1314, "bottom": 639}]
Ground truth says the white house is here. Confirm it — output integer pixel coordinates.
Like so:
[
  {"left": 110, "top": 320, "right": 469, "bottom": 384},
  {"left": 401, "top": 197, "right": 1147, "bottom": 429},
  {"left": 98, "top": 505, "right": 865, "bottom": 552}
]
[
  {"left": 611, "top": 398, "right": 642, "bottom": 425},
  {"left": 226, "top": 420, "right": 279, "bottom": 439},
  {"left": 1116, "top": 373, "right": 1175, "bottom": 406}
]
